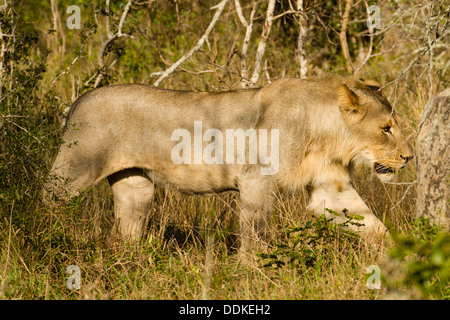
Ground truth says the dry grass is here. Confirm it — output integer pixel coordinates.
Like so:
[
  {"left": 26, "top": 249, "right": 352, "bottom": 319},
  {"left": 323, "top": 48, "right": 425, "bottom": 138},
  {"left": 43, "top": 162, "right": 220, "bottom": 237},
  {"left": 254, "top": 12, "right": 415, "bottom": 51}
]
[
  {"left": 0, "top": 173, "right": 405, "bottom": 299},
  {"left": 0, "top": 0, "right": 448, "bottom": 300}
]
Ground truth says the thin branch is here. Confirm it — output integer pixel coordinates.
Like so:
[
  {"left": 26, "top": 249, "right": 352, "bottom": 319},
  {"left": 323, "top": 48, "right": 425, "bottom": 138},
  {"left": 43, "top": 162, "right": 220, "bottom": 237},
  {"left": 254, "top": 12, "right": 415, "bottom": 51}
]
[
  {"left": 118, "top": 0, "right": 133, "bottom": 37},
  {"left": 273, "top": 10, "right": 297, "bottom": 20},
  {"left": 234, "top": 0, "right": 248, "bottom": 27},
  {"left": 354, "top": 0, "right": 374, "bottom": 75},
  {"left": 178, "top": 67, "right": 216, "bottom": 75},
  {"left": 51, "top": 29, "right": 92, "bottom": 88},
  {"left": 296, "top": 0, "right": 309, "bottom": 78},
  {"left": 152, "top": 0, "right": 229, "bottom": 87},
  {"left": 3, "top": 118, "right": 43, "bottom": 144},
  {"left": 249, "top": 0, "right": 276, "bottom": 85},
  {"left": 105, "top": 0, "right": 112, "bottom": 38},
  {"left": 425, "top": 1, "right": 436, "bottom": 99},
  {"left": 339, "top": 0, "right": 354, "bottom": 74},
  {"left": 238, "top": 0, "right": 257, "bottom": 88},
  {"left": 264, "top": 59, "right": 271, "bottom": 83},
  {"left": 86, "top": 0, "right": 134, "bottom": 88},
  {"left": 312, "top": 9, "right": 340, "bottom": 45},
  {"left": 384, "top": 181, "right": 417, "bottom": 185},
  {"left": 389, "top": 181, "right": 417, "bottom": 211},
  {"left": 382, "top": 44, "right": 432, "bottom": 90}
]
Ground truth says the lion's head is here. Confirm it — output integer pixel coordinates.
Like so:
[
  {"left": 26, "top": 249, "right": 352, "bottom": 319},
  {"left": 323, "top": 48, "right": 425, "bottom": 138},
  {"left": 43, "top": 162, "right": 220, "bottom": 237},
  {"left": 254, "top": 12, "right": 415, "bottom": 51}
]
[{"left": 337, "top": 79, "right": 413, "bottom": 182}]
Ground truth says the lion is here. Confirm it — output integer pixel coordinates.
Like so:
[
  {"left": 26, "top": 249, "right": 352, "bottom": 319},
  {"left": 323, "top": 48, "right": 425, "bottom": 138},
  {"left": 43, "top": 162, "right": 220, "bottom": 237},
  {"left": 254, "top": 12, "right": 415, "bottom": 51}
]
[{"left": 44, "top": 74, "right": 413, "bottom": 252}]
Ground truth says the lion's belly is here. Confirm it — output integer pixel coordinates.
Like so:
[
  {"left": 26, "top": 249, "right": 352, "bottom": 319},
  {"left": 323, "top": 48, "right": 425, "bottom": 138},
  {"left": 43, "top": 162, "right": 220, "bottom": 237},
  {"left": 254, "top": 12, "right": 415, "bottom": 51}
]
[{"left": 144, "top": 163, "right": 239, "bottom": 195}]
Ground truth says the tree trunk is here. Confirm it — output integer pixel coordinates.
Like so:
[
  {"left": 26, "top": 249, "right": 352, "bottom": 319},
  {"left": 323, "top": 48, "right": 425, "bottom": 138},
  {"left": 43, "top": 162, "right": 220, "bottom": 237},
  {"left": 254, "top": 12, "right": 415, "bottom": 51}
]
[{"left": 416, "top": 88, "right": 450, "bottom": 230}]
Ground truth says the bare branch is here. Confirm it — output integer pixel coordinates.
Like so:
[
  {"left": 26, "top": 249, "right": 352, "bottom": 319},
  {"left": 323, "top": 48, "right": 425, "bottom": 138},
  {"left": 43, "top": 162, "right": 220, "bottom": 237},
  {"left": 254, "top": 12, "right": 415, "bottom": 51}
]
[
  {"left": 389, "top": 181, "right": 417, "bottom": 211},
  {"left": 312, "top": 9, "right": 340, "bottom": 45},
  {"left": 118, "top": 0, "right": 133, "bottom": 37},
  {"left": 354, "top": 0, "right": 373, "bottom": 75},
  {"left": 0, "top": 20, "right": 7, "bottom": 92},
  {"left": 249, "top": 0, "right": 276, "bottom": 86},
  {"left": 296, "top": 0, "right": 309, "bottom": 78},
  {"left": 105, "top": 0, "right": 112, "bottom": 38},
  {"left": 273, "top": 10, "right": 297, "bottom": 20},
  {"left": 240, "top": 1, "right": 257, "bottom": 88},
  {"left": 3, "top": 118, "right": 43, "bottom": 144},
  {"left": 382, "top": 44, "right": 432, "bottom": 90},
  {"left": 234, "top": 0, "right": 248, "bottom": 27},
  {"left": 152, "top": 0, "right": 229, "bottom": 87},
  {"left": 85, "top": 0, "right": 134, "bottom": 88},
  {"left": 51, "top": 29, "right": 93, "bottom": 88},
  {"left": 339, "top": 0, "right": 354, "bottom": 74},
  {"left": 50, "top": 0, "right": 65, "bottom": 56},
  {"left": 264, "top": 59, "right": 271, "bottom": 83}
]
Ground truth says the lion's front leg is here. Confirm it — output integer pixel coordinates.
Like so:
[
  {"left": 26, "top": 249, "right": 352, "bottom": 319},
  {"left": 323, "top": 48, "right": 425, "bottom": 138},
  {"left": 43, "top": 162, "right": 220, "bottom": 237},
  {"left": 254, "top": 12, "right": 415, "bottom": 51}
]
[
  {"left": 307, "top": 181, "right": 387, "bottom": 236},
  {"left": 238, "top": 175, "right": 275, "bottom": 255}
]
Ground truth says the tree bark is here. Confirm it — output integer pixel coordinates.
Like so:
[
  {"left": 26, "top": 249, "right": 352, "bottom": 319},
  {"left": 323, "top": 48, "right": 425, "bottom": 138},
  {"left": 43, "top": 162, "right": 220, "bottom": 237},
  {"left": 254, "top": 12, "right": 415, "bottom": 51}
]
[
  {"left": 339, "top": 0, "right": 354, "bottom": 74},
  {"left": 416, "top": 88, "right": 450, "bottom": 230},
  {"left": 297, "top": 0, "right": 309, "bottom": 79},
  {"left": 249, "top": 0, "right": 276, "bottom": 86}
]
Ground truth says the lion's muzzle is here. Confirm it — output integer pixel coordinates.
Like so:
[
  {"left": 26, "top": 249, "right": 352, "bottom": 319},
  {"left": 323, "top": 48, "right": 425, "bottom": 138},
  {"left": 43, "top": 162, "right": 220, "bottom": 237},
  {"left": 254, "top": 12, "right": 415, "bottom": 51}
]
[{"left": 374, "top": 162, "right": 394, "bottom": 174}]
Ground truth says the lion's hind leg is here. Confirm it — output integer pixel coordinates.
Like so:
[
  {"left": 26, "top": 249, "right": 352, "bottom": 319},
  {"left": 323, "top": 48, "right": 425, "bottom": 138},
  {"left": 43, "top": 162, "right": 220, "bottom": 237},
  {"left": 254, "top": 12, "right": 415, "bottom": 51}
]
[
  {"left": 108, "top": 169, "right": 155, "bottom": 240},
  {"left": 238, "top": 173, "right": 276, "bottom": 256}
]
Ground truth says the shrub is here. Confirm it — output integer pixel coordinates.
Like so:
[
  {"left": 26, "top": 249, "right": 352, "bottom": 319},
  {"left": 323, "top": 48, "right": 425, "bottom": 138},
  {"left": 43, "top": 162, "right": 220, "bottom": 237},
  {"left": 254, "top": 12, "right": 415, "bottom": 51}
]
[
  {"left": 383, "top": 218, "right": 449, "bottom": 299},
  {"left": 257, "top": 209, "right": 364, "bottom": 272}
]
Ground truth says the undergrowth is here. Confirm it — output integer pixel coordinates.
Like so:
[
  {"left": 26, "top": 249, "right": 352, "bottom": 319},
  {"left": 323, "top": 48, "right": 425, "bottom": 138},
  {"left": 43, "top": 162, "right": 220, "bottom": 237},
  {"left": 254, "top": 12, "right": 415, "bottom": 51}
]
[{"left": 0, "top": 0, "right": 448, "bottom": 300}]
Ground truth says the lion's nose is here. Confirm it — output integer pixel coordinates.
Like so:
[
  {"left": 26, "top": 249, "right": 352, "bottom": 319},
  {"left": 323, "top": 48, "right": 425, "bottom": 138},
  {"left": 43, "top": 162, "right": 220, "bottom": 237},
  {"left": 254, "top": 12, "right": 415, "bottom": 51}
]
[{"left": 401, "top": 155, "right": 413, "bottom": 163}]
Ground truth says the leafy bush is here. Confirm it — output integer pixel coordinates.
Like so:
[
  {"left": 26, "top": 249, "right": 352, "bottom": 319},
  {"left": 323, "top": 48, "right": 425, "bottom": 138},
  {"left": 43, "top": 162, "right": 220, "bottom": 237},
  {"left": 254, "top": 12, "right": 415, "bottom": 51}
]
[
  {"left": 257, "top": 209, "right": 364, "bottom": 272},
  {"left": 384, "top": 218, "right": 449, "bottom": 299},
  {"left": 0, "top": 5, "right": 61, "bottom": 216}
]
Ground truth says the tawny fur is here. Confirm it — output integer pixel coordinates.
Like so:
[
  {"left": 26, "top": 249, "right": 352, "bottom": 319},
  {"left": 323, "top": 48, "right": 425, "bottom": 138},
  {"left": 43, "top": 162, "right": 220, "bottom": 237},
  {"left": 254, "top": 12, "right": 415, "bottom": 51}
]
[{"left": 44, "top": 75, "right": 413, "bottom": 252}]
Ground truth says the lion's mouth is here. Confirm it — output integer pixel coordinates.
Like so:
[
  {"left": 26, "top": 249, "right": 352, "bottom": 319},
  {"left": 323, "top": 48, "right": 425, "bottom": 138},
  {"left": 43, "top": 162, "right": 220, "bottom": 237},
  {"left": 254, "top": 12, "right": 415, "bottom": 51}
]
[{"left": 374, "top": 162, "right": 394, "bottom": 174}]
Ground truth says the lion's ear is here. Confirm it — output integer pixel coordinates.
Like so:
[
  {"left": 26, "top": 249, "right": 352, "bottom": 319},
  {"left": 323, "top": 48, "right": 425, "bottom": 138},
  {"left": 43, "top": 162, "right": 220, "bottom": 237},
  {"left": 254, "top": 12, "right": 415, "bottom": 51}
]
[
  {"left": 363, "top": 78, "right": 384, "bottom": 96},
  {"left": 338, "top": 84, "right": 367, "bottom": 125}
]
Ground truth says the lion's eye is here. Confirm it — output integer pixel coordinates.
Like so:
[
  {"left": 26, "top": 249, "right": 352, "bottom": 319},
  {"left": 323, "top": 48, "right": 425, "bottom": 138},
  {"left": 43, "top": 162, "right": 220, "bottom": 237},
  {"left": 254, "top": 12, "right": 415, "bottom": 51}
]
[{"left": 382, "top": 126, "right": 391, "bottom": 133}]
